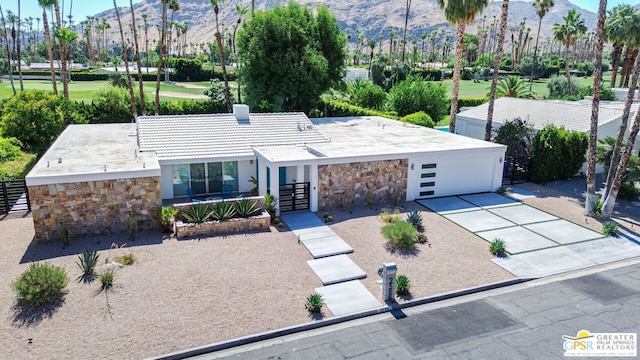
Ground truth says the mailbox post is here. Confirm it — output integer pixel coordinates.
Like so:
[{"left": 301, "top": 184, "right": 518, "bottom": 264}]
[{"left": 378, "top": 262, "right": 397, "bottom": 302}]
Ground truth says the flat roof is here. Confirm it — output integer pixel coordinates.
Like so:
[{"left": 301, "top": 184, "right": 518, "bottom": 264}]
[
  {"left": 26, "top": 124, "right": 160, "bottom": 186},
  {"left": 254, "top": 116, "right": 506, "bottom": 164}
]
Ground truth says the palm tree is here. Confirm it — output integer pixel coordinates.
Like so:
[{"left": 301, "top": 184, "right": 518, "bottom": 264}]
[
  {"left": 585, "top": 0, "right": 608, "bottom": 216},
  {"left": 155, "top": 0, "right": 167, "bottom": 115},
  {"left": 38, "top": 0, "right": 57, "bottom": 94},
  {"left": 17, "top": 0, "right": 24, "bottom": 91},
  {"left": 530, "top": 0, "right": 554, "bottom": 91},
  {"left": 129, "top": 0, "right": 145, "bottom": 116},
  {"left": 141, "top": 13, "right": 149, "bottom": 72},
  {"left": 52, "top": 0, "right": 72, "bottom": 98},
  {"left": 0, "top": 5, "right": 16, "bottom": 96},
  {"left": 232, "top": 4, "right": 248, "bottom": 103},
  {"left": 368, "top": 38, "right": 376, "bottom": 72},
  {"left": 552, "top": 9, "right": 586, "bottom": 96},
  {"left": 485, "top": 0, "right": 510, "bottom": 141},
  {"left": 401, "top": 0, "right": 412, "bottom": 62},
  {"left": 113, "top": 0, "right": 137, "bottom": 121},
  {"left": 210, "top": 0, "right": 232, "bottom": 112},
  {"left": 495, "top": 75, "right": 533, "bottom": 98},
  {"left": 605, "top": 5, "right": 636, "bottom": 88},
  {"left": 437, "top": 0, "right": 489, "bottom": 133}
]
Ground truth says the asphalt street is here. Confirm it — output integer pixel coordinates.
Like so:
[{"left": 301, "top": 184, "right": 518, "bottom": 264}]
[{"left": 187, "top": 258, "right": 640, "bottom": 360}]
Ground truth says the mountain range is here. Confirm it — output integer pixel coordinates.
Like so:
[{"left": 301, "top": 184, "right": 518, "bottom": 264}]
[{"left": 93, "top": 0, "right": 599, "bottom": 52}]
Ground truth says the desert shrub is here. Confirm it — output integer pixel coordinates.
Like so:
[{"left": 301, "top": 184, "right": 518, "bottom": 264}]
[
  {"left": 114, "top": 253, "right": 136, "bottom": 265},
  {"left": 158, "top": 206, "right": 179, "bottom": 233},
  {"left": 415, "top": 233, "right": 428, "bottom": 244},
  {"left": 400, "top": 112, "right": 435, "bottom": 128},
  {"left": 381, "top": 221, "right": 417, "bottom": 249},
  {"left": 396, "top": 275, "right": 412, "bottom": 296},
  {"left": 531, "top": 125, "right": 588, "bottom": 182},
  {"left": 489, "top": 238, "right": 507, "bottom": 257},
  {"left": 76, "top": 249, "right": 99, "bottom": 282},
  {"left": 577, "top": 85, "right": 617, "bottom": 101},
  {"left": 352, "top": 84, "right": 387, "bottom": 110},
  {"left": 99, "top": 269, "right": 115, "bottom": 290},
  {"left": 12, "top": 263, "right": 69, "bottom": 307},
  {"left": 202, "top": 79, "right": 227, "bottom": 111},
  {"left": 380, "top": 208, "right": 400, "bottom": 223},
  {"left": 406, "top": 210, "right": 424, "bottom": 232},
  {"left": 547, "top": 75, "right": 583, "bottom": 98},
  {"left": 107, "top": 72, "right": 128, "bottom": 87},
  {"left": 305, "top": 292, "right": 324, "bottom": 313},
  {"left": 387, "top": 77, "right": 449, "bottom": 121}
]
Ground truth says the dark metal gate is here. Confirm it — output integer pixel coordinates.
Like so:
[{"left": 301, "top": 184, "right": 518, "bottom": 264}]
[
  {"left": 0, "top": 180, "right": 30, "bottom": 215},
  {"left": 502, "top": 155, "right": 531, "bottom": 185},
  {"left": 278, "top": 182, "right": 310, "bottom": 212}
]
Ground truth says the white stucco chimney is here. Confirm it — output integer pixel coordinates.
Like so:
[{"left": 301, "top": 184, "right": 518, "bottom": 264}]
[{"left": 233, "top": 104, "right": 250, "bottom": 121}]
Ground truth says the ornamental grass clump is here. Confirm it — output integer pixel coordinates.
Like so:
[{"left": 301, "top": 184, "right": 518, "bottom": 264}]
[
  {"left": 381, "top": 221, "right": 417, "bottom": 249},
  {"left": 12, "top": 262, "right": 69, "bottom": 308}
]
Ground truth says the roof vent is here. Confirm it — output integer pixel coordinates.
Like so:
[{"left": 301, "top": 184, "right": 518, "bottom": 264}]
[{"left": 233, "top": 104, "right": 250, "bottom": 122}]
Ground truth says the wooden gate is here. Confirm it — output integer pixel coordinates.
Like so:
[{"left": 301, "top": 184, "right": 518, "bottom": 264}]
[{"left": 278, "top": 182, "right": 310, "bottom": 212}]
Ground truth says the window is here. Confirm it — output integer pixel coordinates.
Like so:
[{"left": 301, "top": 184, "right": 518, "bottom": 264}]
[
  {"left": 173, "top": 161, "right": 239, "bottom": 197},
  {"left": 420, "top": 190, "right": 435, "bottom": 196},
  {"left": 172, "top": 164, "right": 190, "bottom": 197},
  {"left": 421, "top": 163, "right": 437, "bottom": 169},
  {"left": 421, "top": 173, "right": 436, "bottom": 178},
  {"left": 420, "top": 182, "right": 435, "bottom": 187}
]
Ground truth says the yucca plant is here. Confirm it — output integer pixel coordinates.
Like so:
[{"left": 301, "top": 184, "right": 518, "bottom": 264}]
[
  {"left": 100, "top": 269, "right": 115, "bottom": 290},
  {"left": 305, "top": 292, "right": 324, "bottom": 313},
  {"left": 234, "top": 198, "right": 260, "bottom": 218},
  {"left": 406, "top": 210, "right": 424, "bottom": 232},
  {"left": 211, "top": 201, "right": 236, "bottom": 221},
  {"left": 603, "top": 221, "right": 620, "bottom": 236},
  {"left": 489, "top": 238, "right": 507, "bottom": 257},
  {"left": 76, "top": 249, "right": 99, "bottom": 282},
  {"left": 396, "top": 275, "right": 412, "bottom": 296},
  {"left": 182, "top": 203, "right": 213, "bottom": 223}
]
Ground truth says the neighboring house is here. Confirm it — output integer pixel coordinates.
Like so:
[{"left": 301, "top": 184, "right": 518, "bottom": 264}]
[
  {"left": 456, "top": 98, "right": 640, "bottom": 149},
  {"left": 26, "top": 105, "right": 506, "bottom": 240}
]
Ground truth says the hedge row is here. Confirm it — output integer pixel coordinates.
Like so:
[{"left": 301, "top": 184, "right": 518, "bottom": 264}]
[
  {"left": 0, "top": 153, "right": 37, "bottom": 180},
  {"left": 317, "top": 99, "right": 398, "bottom": 119},
  {"left": 16, "top": 70, "right": 237, "bottom": 82}
]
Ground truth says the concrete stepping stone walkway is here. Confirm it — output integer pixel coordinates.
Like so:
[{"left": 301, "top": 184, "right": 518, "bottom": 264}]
[
  {"left": 282, "top": 212, "right": 383, "bottom": 316},
  {"left": 315, "top": 280, "right": 383, "bottom": 317},
  {"left": 281, "top": 212, "right": 353, "bottom": 258},
  {"left": 307, "top": 254, "right": 366, "bottom": 285}
]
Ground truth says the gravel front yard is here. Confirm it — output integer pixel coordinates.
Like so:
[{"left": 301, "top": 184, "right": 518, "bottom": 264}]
[{"left": 6, "top": 176, "right": 633, "bottom": 359}]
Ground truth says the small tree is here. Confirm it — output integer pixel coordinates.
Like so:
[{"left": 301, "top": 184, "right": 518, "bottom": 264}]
[
  {"left": 493, "top": 117, "right": 535, "bottom": 157},
  {"left": 387, "top": 77, "right": 449, "bottom": 121},
  {"left": 531, "top": 125, "right": 588, "bottom": 182}
]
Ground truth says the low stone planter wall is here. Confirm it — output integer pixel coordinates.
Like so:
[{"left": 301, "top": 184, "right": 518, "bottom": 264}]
[{"left": 175, "top": 210, "right": 271, "bottom": 239}]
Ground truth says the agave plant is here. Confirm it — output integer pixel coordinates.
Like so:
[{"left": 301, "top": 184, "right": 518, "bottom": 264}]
[
  {"left": 305, "top": 292, "right": 324, "bottom": 313},
  {"left": 602, "top": 221, "right": 620, "bottom": 237},
  {"left": 406, "top": 210, "right": 424, "bottom": 232},
  {"left": 211, "top": 201, "right": 236, "bottom": 221},
  {"left": 234, "top": 198, "right": 260, "bottom": 218},
  {"left": 158, "top": 206, "right": 179, "bottom": 233},
  {"left": 182, "top": 203, "right": 214, "bottom": 224},
  {"left": 396, "top": 275, "right": 412, "bottom": 296},
  {"left": 489, "top": 238, "right": 507, "bottom": 257},
  {"left": 76, "top": 249, "right": 99, "bottom": 282}
]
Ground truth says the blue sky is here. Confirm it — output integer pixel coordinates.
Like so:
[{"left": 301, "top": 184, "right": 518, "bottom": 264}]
[{"left": 4, "top": 0, "right": 640, "bottom": 24}]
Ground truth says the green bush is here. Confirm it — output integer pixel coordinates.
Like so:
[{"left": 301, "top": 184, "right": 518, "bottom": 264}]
[
  {"left": 396, "top": 274, "right": 412, "bottom": 296},
  {"left": 400, "top": 111, "right": 435, "bottom": 128},
  {"left": 410, "top": 68, "right": 442, "bottom": 81},
  {"left": 1, "top": 90, "right": 87, "bottom": 153},
  {"left": 531, "top": 125, "right": 588, "bottom": 182},
  {"left": 0, "top": 152, "right": 37, "bottom": 180},
  {"left": 352, "top": 84, "right": 387, "bottom": 110},
  {"left": 158, "top": 206, "right": 179, "bottom": 233},
  {"left": 12, "top": 262, "right": 69, "bottom": 307},
  {"left": 381, "top": 221, "right": 417, "bottom": 249},
  {"left": 457, "top": 97, "right": 488, "bottom": 109},
  {"left": 577, "top": 85, "right": 617, "bottom": 101},
  {"left": 319, "top": 99, "right": 397, "bottom": 118},
  {"left": 0, "top": 137, "right": 23, "bottom": 162},
  {"left": 305, "top": 292, "right": 324, "bottom": 313},
  {"left": 387, "top": 77, "right": 449, "bottom": 121},
  {"left": 173, "top": 58, "right": 203, "bottom": 81},
  {"left": 90, "top": 86, "right": 145, "bottom": 123}
]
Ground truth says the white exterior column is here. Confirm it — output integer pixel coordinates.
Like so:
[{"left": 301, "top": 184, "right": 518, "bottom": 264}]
[
  {"left": 258, "top": 161, "right": 267, "bottom": 196},
  {"left": 296, "top": 165, "right": 305, "bottom": 183},
  {"left": 271, "top": 165, "right": 280, "bottom": 215},
  {"left": 310, "top": 164, "right": 318, "bottom": 212}
]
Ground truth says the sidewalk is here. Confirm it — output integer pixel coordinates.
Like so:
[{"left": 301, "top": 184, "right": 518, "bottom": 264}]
[{"left": 188, "top": 258, "right": 640, "bottom": 359}]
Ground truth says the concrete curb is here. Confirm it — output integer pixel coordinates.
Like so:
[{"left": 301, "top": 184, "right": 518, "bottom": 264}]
[{"left": 150, "top": 277, "right": 535, "bottom": 360}]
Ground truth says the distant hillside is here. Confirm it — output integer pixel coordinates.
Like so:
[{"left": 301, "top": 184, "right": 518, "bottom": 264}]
[{"left": 92, "top": 0, "right": 598, "bottom": 53}]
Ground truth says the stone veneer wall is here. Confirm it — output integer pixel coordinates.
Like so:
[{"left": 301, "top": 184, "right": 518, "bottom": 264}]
[
  {"left": 318, "top": 159, "right": 408, "bottom": 209},
  {"left": 28, "top": 177, "right": 161, "bottom": 241}
]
